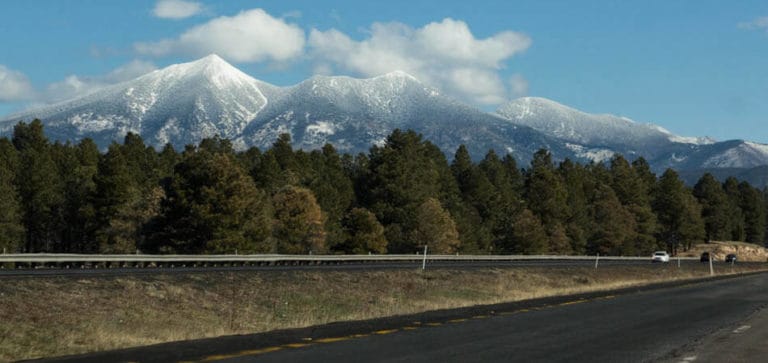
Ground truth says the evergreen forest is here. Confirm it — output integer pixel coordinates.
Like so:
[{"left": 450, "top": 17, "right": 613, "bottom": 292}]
[{"left": 1, "top": 120, "right": 767, "bottom": 256}]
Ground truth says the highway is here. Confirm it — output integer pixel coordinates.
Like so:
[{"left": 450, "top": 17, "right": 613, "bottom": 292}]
[{"left": 40, "top": 271, "right": 768, "bottom": 363}]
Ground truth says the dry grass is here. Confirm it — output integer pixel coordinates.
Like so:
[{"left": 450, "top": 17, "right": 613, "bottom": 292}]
[{"left": 1, "top": 263, "right": 766, "bottom": 362}]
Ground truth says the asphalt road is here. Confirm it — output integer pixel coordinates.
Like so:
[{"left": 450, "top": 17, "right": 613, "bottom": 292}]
[
  {"left": 222, "top": 273, "right": 768, "bottom": 363},
  {"left": 41, "top": 271, "right": 768, "bottom": 363}
]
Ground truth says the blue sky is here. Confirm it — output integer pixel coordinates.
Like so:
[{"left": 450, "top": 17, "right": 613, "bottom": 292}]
[{"left": 1, "top": 0, "right": 767, "bottom": 142}]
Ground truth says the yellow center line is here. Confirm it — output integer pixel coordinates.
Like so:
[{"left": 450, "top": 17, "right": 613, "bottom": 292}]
[
  {"left": 315, "top": 336, "right": 351, "bottom": 343},
  {"left": 403, "top": 326, "right": 419, "bottom": 330},
  {"left": 471, "top": 315, "right": 489, "bottom": 319},
  {"left": 425, "top": 322, "right": 443, "bottom": 326},
  {"left": 447, "top": 318, "right": 468, "bottom": 323},
  {"left": 200, "top": 346, "right": 283, "bottom": 362},
  {"left": 373, "top": 329, "right": 399, "bottom": 335},
  {"left": 282, "top": 342, "right": 311, "bottom": 348},
  {"left": 559, "top": 299, "right": 588, "bottom": 306}
]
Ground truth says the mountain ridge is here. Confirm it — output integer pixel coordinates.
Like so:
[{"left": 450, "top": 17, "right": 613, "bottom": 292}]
[{"left": 2, "top": 55, "right": 767, "bottom": 173}]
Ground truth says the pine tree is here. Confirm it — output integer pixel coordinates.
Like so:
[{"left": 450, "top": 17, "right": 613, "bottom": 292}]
[
  {"left": 305, "top": 144, "right": 356, "bottom": 251},
  {"left": 364, "top": 130, "right": 447, "bottom": 252},
  {"left": 0, "top": 138, "right": 23, "bottom": 253},
  {"left": 631, "top": 157, "right": 657, "bottom": 196},
  {"left": 653, "top": 169, "right": 688, "bottom": 253},
  {"left": 679, "top": 193, "right": 706, "bottom": 250},
  {"left": 272, "top": 185, "right": 326, "bottom": 254},
  {"left": 150, "top": 150, "right": 273, "bottom": 254},
  {"left": 451, "top": 145, "right": 495, "bottom": 252},
  {"left": 92, "top": 143, "right": 144, "bottom": 253},
  {"left": 610, "top": 155, "right": 658, "bottom": 254},
  {"left": 505, "top": 208, "right": 548, "bottom": 254},
  {"left": 588, "top": 183, "right": 637, "bottom": 255},
  {"left": 558, "top": 159, "right": 590, "bottom": 254},
  {"left": 342, "top": 207, "right": 387, "bottom": 254},
  {"left": 13, "top": 121, "right": 64, "bottom": 252},
  {"left": 738, "top": 181, "right": 766, "bottom": 244},
  {"left": 525, "top": 149, "right": 569, "bottom": 251},
  {"left": 52, "top": 140, "right": 99, "bottom": 252},
  {"left": 693, "top": 173, "right": 729, "bottom": 241},
  {"left": 412, "top": 198, "right": 460, "bottom": 254},
  {"left": 723, "top": 177, "right": 745, "bottom": 241}
]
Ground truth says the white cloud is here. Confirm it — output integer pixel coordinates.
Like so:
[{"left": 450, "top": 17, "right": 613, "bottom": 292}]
[
  {"left": 0, "top": 65, "right": 36, "bottom": 102},
  {"left": 739, "top": 16, "right": 768, "bottom": 30},
  {"left": 509, "top": 74, "right": 528, "bottom": 97},
  {"left": 309, "top": 18, "right": 530, "bottom": 105},
  {"left": 44, "top": 60, "right": 157, "bottom": 103},
  {"left": 153, "top": 0, "right": 204, "bottom": 20},
  {"left": 135, "top": 9, "right": 305, "bottom": 63}
]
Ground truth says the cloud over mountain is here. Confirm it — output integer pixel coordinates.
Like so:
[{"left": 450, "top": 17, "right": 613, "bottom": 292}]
[
  {"left": 152, "top": 0, "right": 204, "bottom": 20},
  {"left": 135, "top": 9, "right": 306, "bottom": 63},
  {"left": 0, "top": 65, "right": 35, "bottom": 102},
  {"left": 309, "top": 18, "right": 531, "bottom": 105}
]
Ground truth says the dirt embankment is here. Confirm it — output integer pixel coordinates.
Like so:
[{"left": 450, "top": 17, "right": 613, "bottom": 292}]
[{"left": 679, "top": 241, "right": 768, "bottom": 262}]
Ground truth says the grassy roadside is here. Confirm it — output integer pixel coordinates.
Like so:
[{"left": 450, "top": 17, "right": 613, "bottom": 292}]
[{"left": 1, "top": 263, "right": 766, "bottom": 362}]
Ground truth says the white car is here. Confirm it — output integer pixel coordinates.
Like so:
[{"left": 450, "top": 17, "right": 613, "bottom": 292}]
[{"left": 652, "top": 251, "right": 670, "bottom": 263}]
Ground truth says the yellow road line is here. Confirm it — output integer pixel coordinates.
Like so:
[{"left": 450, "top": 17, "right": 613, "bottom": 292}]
[
  {"left": 200, "top": 346, "right": 283, "bottom": 361},
  {"left": 559, "top": 299, "right": 588, "bottom": 306},
  {"left": 447, "top": 318, "right": 468, "bottom": 323},
  {"left": 282, "top": 342, "right": 311, "bottom": 348},
  {"left": 315, "top": 336, "right": 351, "bottom": 343},
  {"left": 373, "top": 329, "right": 399, "bottom": 335}
]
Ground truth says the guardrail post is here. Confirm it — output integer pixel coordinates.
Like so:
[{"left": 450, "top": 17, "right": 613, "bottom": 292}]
[
  {"left": 594, "top": 253, "right": 599, "bottom": 269},
  {"left": 422, "top": 245, "right": 428, "bottom": 271},
  {"left": 708, "top": 252, "right": 714, "bottom": 276},
  {"left": 677, "top": 256, "right": 681, "bottom": 268}
]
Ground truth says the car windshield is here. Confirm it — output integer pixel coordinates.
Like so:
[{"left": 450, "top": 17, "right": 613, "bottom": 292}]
[{"left": 654, "top": 252, "right": 665, "bottom": 255}]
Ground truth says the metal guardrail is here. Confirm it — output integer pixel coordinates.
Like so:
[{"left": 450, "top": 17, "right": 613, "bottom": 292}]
[{"left": 0, "top": 253, "right": 699, "bottom": 265}]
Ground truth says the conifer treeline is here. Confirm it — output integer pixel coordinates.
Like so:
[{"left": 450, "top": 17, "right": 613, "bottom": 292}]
[{"left": 1, "top": 120, "right": 766, "bottom": 255}]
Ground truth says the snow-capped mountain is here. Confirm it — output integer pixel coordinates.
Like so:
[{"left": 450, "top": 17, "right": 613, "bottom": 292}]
[
  {"left": 496, "top": 97, "right": 768, "bottom": 171},
  {"left": 236, "top": 71, "right": 572, "bottom": 163},
  {"left": 2, "top": 54, "right": 768, "bottom": 174},
  {"left": 1, "top": 54, "right": 271, "bottom": 148},
  {"left": 497, "top": 97, "right": 716, "bottom": 148},
  {"left": 0, "top": 55, "right": 570, "bottom": 166}
]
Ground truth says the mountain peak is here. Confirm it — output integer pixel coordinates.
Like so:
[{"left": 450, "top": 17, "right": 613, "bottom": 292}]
[
  {"left": 163, "top": 54, "right": 256, "bottom": 89},
  {"left": 197, "top": 53, "right": 226, "bottom": 64},
  {"left": 380, "top": 70, "right": 418, "bottom": 79}
]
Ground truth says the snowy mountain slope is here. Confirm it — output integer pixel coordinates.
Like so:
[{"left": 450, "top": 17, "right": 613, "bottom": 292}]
[
  {"left": 2, "top": 54, "right": 768, "bottom": 172},
  {"left": 238, "top": 71, "right": 571, "bottom": 165},
  {"left": 496, "top": 97, "right": 768, "bottom": 171},
  {"left": 1, "top": 54, "right": 269, "bottom": 148}
]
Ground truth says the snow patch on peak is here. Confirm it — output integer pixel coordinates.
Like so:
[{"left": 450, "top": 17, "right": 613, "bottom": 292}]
[
  {"left": 745, "top": 141, "right": 768, "bottom": 156},
  {"left": 652, "top": 125, "right": 716, "bottom": 145},
  {"left": 565, "top": 143, "right": 615, "bottom": 163},
  {"left": 497, "top": 97, "right": 680, "bottom": 149},
  {"left": 376, "top": 70, "right": 420, "bottom": 82}
]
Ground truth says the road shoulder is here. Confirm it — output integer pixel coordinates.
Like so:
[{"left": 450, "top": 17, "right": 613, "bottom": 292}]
[{"left": 662, "top": 304, "right": 768, "bottom": 363}]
